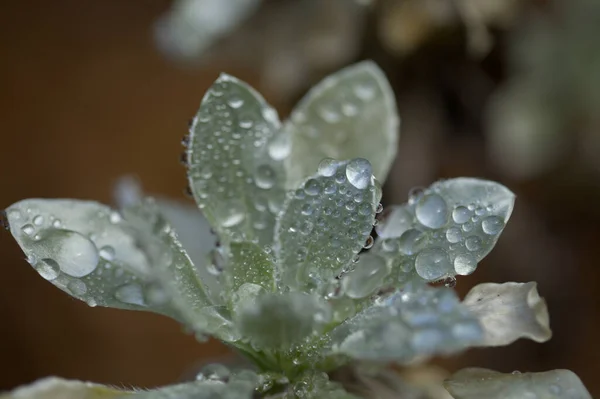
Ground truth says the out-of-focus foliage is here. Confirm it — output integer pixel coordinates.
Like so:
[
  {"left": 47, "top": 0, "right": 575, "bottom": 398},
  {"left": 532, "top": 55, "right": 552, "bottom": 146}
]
[{"left": 487, "top": 0, "right": 600, "bottom": 179}]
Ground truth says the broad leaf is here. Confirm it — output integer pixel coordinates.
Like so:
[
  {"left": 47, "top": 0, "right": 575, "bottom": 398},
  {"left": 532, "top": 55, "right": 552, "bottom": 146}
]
[
  {"left": 4, "top": 199, "right": 236, "bottom": 340},
  {"left": 234, "top": 292, "right": 331, "bottom": 349},
  {"left": 444, "top": 368, "right": 592, "bottom": 399},
  {"left": 186, "top": 73, "right": 285, "bottom": 246},
  {"left": 463, "top": 282, "right": 552, "bottom": 346},
  {"left": 282, "top": 61, "right": 399, "bottom": 189},
  {"left": 374, "top": 178, "right": 515, "bottom": 282},
  {"left": 275, "top": 158, "right": 380, "bottom": 290},
  {"left": 328, "top": 283, "right": 483, "bottom": 363},
  {"left": 0, "top": 377, "right": 128, "bottom": 399}
]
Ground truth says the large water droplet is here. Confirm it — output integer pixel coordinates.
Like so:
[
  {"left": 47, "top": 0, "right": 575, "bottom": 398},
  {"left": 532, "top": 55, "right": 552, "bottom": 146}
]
[
  {"left": 255, "top": 164, "right": 276, "bottom": 189},
  {"left": 115, "top": 283, "right": 146, "bottom": 306},
  {"left": 416, "top": 194, "right": 448, "bottom": 229},
  {"left": 33, "top": 215, "right": 44, "bottom": 226},
  {"left": 227, "top": 96, "right": 244, "bottom": 109},
  {"left": 268, "top": 134, "right": 291, "bottom": 160},
  {"left": 345, "top": 158, "right": 372, "bottom": 189},
  {"left": 465, "top": 236, "right": 482, "bottom": 252},
  {"left": 40, "top": 230, "right": 99, "bottom": 277},
  {"left": 415, "top": 248, "right": 452, "bottom": 281},
  {"left": 342, "top": 255, "right": 389, "bottom": 298},
  {"left": 398, "top": 229, "right": 426, "bottom": 255},
  {"left": 35, "top": 258, "right": 60, "bottom": 280},
  {"left": 482, "top": 215, "right": 504, "bottom": 235},
  {"left": 452, "top": 206, "right": 472, "bottom": 224},
  {"left": 454, "top": 253, "right": 477, "bottom": 275},
  {"left": 317, "top": 158, "right": 338, "bottom": 177},
  {"left": 445, "top": 227, "right": 462, "bottom": 243},
  {"left": 99, "top": 245, "right": 115, "bottom": 261},
  {"left": 198, "top": 363, "right": 231, "bottom": 382},
  {"left": 219, "top": 202, "right": 246, "bottom": 228},
  {"left": 21, "top": 224, "right": 35, "bottom": 236}
]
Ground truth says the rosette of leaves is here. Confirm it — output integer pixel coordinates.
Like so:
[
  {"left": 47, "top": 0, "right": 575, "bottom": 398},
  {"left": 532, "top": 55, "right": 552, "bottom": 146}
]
[{"left": 2, "top": 62, "right": 590, "bottom": 398}]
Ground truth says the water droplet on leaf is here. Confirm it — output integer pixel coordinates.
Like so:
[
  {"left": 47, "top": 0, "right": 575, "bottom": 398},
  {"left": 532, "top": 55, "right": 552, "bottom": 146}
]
[{"left": 345, "top": 158, "right": 372, "bottom": 189}]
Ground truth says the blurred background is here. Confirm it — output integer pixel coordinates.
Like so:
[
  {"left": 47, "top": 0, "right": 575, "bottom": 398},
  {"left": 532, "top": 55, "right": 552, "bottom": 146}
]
[{"left": 1, "top": 0, "right": 599, "bottom": 395}]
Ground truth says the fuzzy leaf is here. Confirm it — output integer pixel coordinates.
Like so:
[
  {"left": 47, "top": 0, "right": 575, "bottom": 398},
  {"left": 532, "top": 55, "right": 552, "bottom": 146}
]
[
  {"left": 275, "top": 158, "right": 380, "bottom": 289},
  {"left": 0, "top": 377, "right": 128, "bottom": 399},
  {"left": 234, "top": 292, "right": 331, "bottom": 349},
  {"left": 186, "top": 74, "right": 285, "bottom": 246},
  {"left": 4, "top": 199, "right": 236, "bottom": 340},
  {"left": 282, "top": 61, "right": 399, "bottom": 188},
  {"left": 121, "top": 199, "right": 238, "bottom": 341},
  {"left": 328, "top": 283, "right": 483, "bottom": 363},
  {"left": 463, "top": 282, "right": 552, "bottom": 346},
  {"left": 129, "top": 380, "right": 254, "bottom": 399},
  {"left": 227, "top": 242, "right": 276, "bottom": 292},
  {"left": 374, "top": 178, "right": 515, "bottom": 283},
  {"left": 444, "top": 368, "right": 592, "bottom": 399},
  {"left": 272, "top": 372, "right": 361, "bottom": 399}
]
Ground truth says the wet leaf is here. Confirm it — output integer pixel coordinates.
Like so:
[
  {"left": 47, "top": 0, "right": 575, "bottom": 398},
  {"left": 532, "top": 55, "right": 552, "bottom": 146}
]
[
  {"left": 444, "top": 368, "right": 592, "bottom": 399},
  {"left": 0, "top": 377, "right": 128, "bottom": 399},
  {"left": 275, "top": 158, "right": 380, "bottom": 290},
  {"left": 374, "top": 178, "right": 515, "bottom": 283},
  {"left": 282, "top": 61, "right": 399, "bottom": 189},
  {"left": 226, "top": 242, "right": 276, "bottom": 292},
  {"left": 463, "top": 282, "right": 552, "bottom": 346},
  {"left": 186, "top": 74, "right": 286, "bottom": 246},
  {"left": 328, "top": 283, "right": 482, "bottom": 363}
]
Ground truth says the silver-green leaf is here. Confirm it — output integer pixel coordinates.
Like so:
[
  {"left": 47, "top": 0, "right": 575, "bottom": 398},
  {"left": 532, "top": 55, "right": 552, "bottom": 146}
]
[
  {"left": 275, "top": 158, "right": 380, "bottom": 290},
  {"left": 463, "top": 282, "right": 552, "bottom": 347},
  {"left": 444, "top": 368, "right": 592, "bottom": 399},
  {"left": 374, "top": 178, "right": 515, "bottom": 282},
  {"left": 226, "top": 241, "right": 276, "bottom": 292},
  {"left": 0, "top": 377, "right": 128, "bottom": 399},
  {"left": 186, "top": 73, "right": 285, "bottom": 246},
  {"left": 282, "top": 61, "right": 399, "bottom": 189},
  {"left": 328, "top": 283, "right": 483, "bottom": 363}
]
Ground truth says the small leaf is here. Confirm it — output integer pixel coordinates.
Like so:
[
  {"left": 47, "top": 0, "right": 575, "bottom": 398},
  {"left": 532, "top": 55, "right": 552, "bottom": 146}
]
[
  {"left": 0, "top": 377, "right": 128, "bottom": 399},
  {"left": 374, "top": 178, "right": 515, "bottom": 283},
  {"left": 154, "top": 198, "right": 220, "bottom": 303},
  {"left": 121, "top": 199, "right": 238, "bottom": 341},
  {"left": 275, "top": 158, "right": 380, "bottom": 289},
  {"left": 234, "top": 292, "right": 331, "bottom": 349},
  {"left": 444, "top": 368, "right": 592, "bottom": 399},
  {"left": 227, "top": 242, "right": 276, "bottom": 292},
  {"left": 282, "top": 61, "right": 399, "bottom": 189},
  {"left": 328, "top": 282, "right": 483, "bottom": 363},
  {"left": 186, "top": 74, "right": 285, "bottom": 246},
  {"left": 463, "top": 282, "right": 552, "bottom": 346}
]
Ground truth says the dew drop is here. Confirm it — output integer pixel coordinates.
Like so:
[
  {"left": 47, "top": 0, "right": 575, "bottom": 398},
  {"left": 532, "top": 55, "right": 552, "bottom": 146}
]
[
  {"left": 342, "top": 255, "right": 389, "bottom": 299},
  {"left": 408, "top": 187, "right": 425, "bottom": 205},
  {"left": 415, "top": 247, "right": 452, "bottom": 281},
  {"left": 33, "top": 215, "right": 44, "bottom": 226},
  {"left": 345, "top": 158, "right": 372, "bottom": 189},
  {"left": 220, "top": 204, "right": 245, "bottom": 228},
  {"left": 35, "top": 259, "right": 60, "bottom": 280},
  {"left": 462, "top": 222, "right": 474, "bottom": 232},
  {"left": 268, "top": 134, "right": 291, "bottom": 160},
  {"left": 21, "top": 224, "right": 35, "bottom": 236},
  {"left": 52, "top": 219, "right": 62, "bottom": 228},
  {"left": 445, "top": 227, "right": 462, "bottom": 243},
  {"left": 452, "top": 206, "right": 472, "bottom": 224},
  {"left": 199, "top": 364, "right": 230, "bottom": 382},
  {"left": 363, "top": 236, "right": 374, "bottom": 249},
  {"left": 115, "top": 283, "right": 146, "bottom": 306},
  {"left": 109, "top": 211, "right": 122, "bottom": 224},
  {"left": 465, "top": 236, "right": 482, "bottom": 252},
  {"left": 376, "top": 203, "right": 383, "bottom": 214},
  {"left": 304, "top": 179, "right": 321, "bottom": 196},
  {"left": 454, "top": 253, "right": 477, "bottom": 275},
  {"left": 227, "top": 96, "right": 244, "bottom": 109},
  {"left": 40, "top": 230, "right": 99, "bottom": 277},
  {"left": 317, "top": 158, "right": 338, "bottom": 177},
  {"left": 353, "top": 81, "right": 376, "bottom": 100},
  {"left": 482, "top": 215, "right": 505, "bottom": 235},
  {"left": 255, "top": 164, "right": 276, "bottom": 189},
  {"left": 415, "top": 194, "right": 448, "bottom": 229},
  {"left": 68, "top": 280, "right": 88, "bottom": 296},
  {"left": 398, "top": 229, "right": 426, "bottom": 255},
  {"left": 381, "top": 238, "right": 400, "bottom": 252},
  {"left": 99, "top": 245, "right": 115, "bottom": 261}
]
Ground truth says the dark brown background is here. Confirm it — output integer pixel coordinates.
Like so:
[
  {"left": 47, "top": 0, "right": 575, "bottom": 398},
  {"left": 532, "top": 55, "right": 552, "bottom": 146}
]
[{"left": 1, "top": 0, "right": 598, "bottom": 395}]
